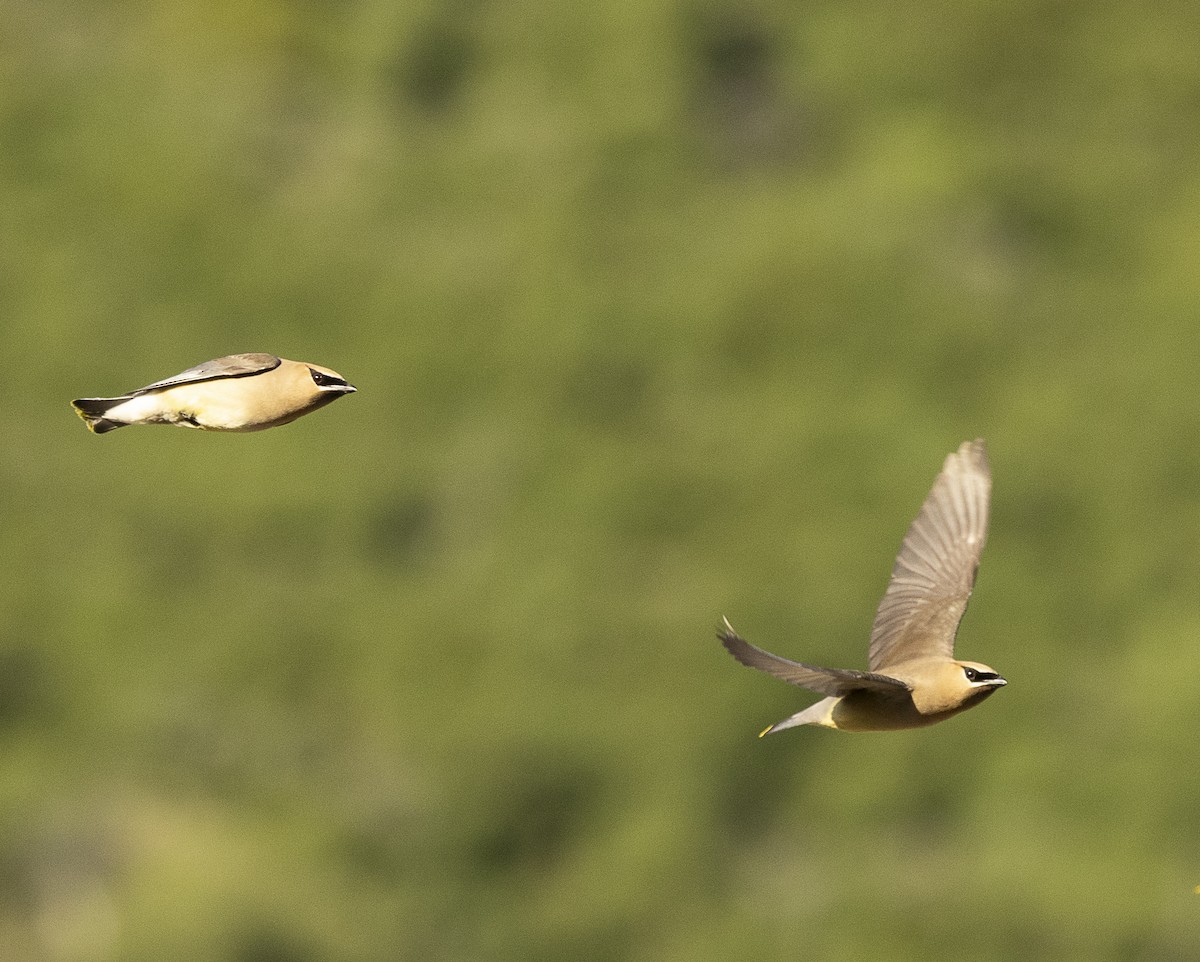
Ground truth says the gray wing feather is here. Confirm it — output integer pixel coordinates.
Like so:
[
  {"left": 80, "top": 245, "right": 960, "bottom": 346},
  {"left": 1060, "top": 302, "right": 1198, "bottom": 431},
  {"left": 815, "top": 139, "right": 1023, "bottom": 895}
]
[
  {"left": 131, "top": 354, "right": 281, "bottom": 394},
  {"left": 719, "top": 621, "right": 911, "bottom": 697},
  {"left": 867, "top": 439, "right": 991, "bottom": 671}
]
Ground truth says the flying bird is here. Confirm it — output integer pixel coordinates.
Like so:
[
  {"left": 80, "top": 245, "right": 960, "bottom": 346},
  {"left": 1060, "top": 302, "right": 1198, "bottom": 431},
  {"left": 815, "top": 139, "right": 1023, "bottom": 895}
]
[
  {"left": 71, "top": 354, "right": 356, "bottom": 434},
  {"left": 719, "top": 439, "right": 1004, "bottom": 734}
]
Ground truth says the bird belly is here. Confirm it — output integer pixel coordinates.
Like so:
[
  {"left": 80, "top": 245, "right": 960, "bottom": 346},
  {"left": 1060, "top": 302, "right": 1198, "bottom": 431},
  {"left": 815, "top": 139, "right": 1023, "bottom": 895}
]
[
  {"left": 831, "top": 689, "right": 942, "bottom": 732},
  {"left": 151, "top": 381, "right": 302, "bottom": 431},
  {"left": 832, "top": 686, "right": 998, "bottom": 731}
]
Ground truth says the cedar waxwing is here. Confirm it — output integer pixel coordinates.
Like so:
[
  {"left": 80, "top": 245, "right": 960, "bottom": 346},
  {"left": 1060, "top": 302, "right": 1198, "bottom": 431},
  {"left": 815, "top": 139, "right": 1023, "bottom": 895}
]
[
  {"left": 720, "top": 439, "right": 1005, "bottom": 734},
  {"left": 71, "top": 354, "right": 356, "bottom": 434}
]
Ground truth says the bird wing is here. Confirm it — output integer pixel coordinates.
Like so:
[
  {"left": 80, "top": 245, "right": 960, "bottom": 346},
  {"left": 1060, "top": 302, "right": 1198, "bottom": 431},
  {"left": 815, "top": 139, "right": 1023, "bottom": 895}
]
[
  {"left": 719, "top": 621, "right": 911, "bottom": 697},
  {"left": 867, "top": 439, "right": 991, "bottom": 672},
  {"left": 131, "top": 354, "right": 282, "bottom": 394}
]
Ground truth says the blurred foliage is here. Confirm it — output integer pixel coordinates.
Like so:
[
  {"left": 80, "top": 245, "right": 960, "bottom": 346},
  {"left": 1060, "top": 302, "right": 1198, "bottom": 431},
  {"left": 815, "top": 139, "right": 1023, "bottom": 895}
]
[{"left": 3, "top": 0, "right": 1200, "bottom": 959}]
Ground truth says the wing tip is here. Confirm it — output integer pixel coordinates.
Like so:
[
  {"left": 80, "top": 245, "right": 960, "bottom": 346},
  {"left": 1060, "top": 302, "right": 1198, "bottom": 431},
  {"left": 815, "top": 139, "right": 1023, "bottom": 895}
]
[
  {"left": 953, "top": 438, "right": 990, "bottom": 478},
  {"left": 717, "top": 617, "right": 766, "bottom": 673}
]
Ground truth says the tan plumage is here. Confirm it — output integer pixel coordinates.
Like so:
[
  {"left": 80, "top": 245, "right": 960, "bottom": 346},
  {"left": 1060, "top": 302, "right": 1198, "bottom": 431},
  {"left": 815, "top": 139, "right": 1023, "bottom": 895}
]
[
  {"left": 71, "top": 354, "right": 356, "bottom": 434},
  {"left": 719, "top": 439, "right": 1005, "bottom": 734}
]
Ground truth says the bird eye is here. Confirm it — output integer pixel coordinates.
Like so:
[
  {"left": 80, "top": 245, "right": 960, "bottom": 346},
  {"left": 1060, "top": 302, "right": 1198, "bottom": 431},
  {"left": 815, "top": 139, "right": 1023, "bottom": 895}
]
[
  {"left": 963, "top": 667, "right": 979, "bottom": 682},
  {"left": 310, "top": 370, "right": 341, "bottom": 387}
]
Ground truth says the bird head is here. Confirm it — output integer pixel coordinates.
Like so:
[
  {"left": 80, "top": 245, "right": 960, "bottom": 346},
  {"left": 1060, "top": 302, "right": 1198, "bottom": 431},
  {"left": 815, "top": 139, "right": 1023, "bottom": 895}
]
[
  {"left": 903, "top": 659, "right": 1006, "bottom": 714},
  {"left": 954, "top": 660, "right": 1006, "bottom": 707},
  {"left": 306, "top": 364, "right": 356, "bottom": 396}
]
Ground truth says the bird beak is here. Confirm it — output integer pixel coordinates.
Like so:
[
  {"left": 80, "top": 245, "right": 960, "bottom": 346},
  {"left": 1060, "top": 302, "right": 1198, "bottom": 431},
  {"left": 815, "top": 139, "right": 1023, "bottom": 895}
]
[{"left": 987, "top": 677, "right": 1007, "bottom": 687}]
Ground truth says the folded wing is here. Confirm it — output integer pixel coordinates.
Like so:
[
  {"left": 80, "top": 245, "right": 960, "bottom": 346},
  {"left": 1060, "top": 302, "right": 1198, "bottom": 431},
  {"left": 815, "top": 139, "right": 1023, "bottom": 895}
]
[{"left": 131, "top": 354, "right": 282, "bottom": 394}]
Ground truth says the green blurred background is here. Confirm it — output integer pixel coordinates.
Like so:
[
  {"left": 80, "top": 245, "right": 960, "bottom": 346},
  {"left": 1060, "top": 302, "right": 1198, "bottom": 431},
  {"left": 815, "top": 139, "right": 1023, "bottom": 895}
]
[{"left": 4, "top": 0, "right": 1200, "bottom": 959}]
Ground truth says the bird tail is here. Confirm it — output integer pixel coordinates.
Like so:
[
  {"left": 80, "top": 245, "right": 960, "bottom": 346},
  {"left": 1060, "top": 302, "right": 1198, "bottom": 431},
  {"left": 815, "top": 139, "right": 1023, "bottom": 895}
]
[
  {"left": 71, "top": 397, "right": 131, "bottom": 434},
  {"left": 759, "top": 697, "right": 839, "bottom": 736}
]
